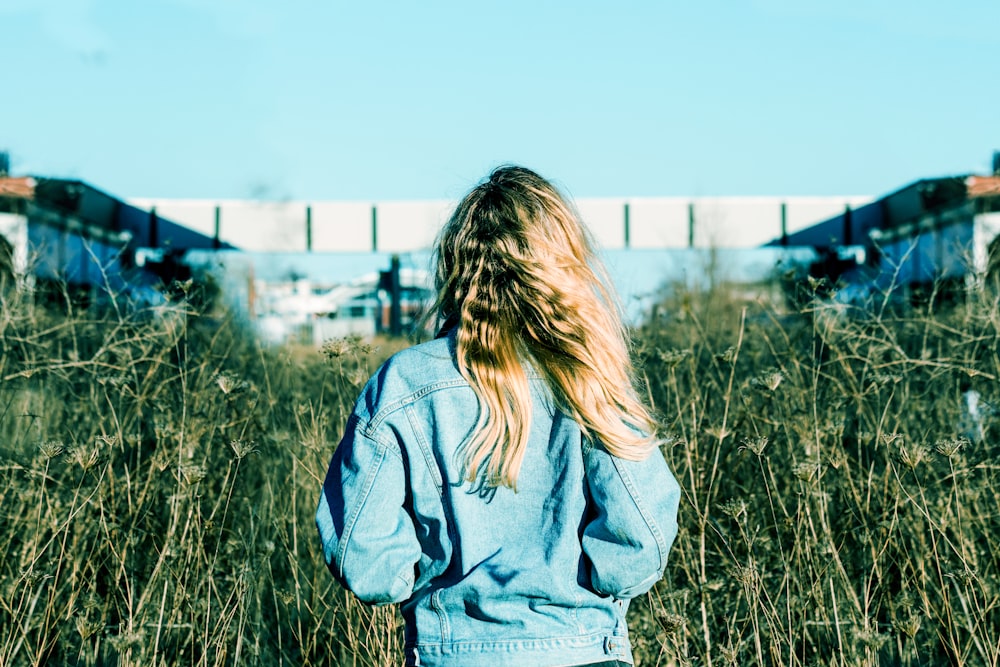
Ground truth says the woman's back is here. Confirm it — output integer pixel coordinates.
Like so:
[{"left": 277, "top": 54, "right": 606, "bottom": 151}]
[{"left": 318, "top": 334, "right": 678, "bottom": 666}]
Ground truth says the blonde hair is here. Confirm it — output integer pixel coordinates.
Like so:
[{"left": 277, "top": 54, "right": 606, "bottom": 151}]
[{"left": 432, "top": 165, "right": 656, "bottom": 489}]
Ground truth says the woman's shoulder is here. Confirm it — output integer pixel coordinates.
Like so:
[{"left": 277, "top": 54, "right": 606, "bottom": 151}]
[{"left": 354, "top": 337, "right": 465, "bottom": 419}]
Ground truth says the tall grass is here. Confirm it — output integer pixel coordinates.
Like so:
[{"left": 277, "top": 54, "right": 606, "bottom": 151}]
[
  {"left": 634, "top": 279, "right": 1000, "bottom": 667},
  {"left": 1, "top": 275, "right": 998, "bottom": 666}
]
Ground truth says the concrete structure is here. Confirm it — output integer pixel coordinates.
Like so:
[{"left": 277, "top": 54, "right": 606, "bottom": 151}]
[{"left": 130, "top": 195, "right": 872, "bottom": 253}]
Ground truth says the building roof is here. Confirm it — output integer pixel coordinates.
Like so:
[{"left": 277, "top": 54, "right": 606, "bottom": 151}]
[
  {"left": 967, "top": 175, "right": 1000, "bottom": 199},
  {"left": 0, "top": 177, "right": 36, "bottom": 200}
]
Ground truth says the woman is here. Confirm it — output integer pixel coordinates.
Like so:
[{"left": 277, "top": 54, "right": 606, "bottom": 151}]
[{"left": 317, "top": 165, "right": 680, "bottom": 666}]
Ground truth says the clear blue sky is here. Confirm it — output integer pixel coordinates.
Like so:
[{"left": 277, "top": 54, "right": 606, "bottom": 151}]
[{"left": 2, "top": 0, "right": 998, "bottom": 202}]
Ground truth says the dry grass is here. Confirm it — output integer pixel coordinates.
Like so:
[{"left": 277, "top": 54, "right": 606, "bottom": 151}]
[{"left": 1, "top": 276, "right": 998, "bottom": 666}]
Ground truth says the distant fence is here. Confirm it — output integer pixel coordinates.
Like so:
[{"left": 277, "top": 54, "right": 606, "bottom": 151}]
[{"left": 131, "top": 196, "right": 872, "bottom": 253}]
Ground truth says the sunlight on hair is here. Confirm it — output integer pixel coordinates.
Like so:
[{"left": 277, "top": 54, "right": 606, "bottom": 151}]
[{"left": 431, "top": 165, "right": 657, "bottom": 488}]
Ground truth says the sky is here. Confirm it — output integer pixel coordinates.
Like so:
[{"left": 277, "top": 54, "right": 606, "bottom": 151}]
[{"left": 2, "top": 0, "right": 999, "bottom": 203}]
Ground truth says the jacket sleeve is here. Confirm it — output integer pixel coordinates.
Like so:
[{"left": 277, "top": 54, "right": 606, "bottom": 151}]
[
  {"left": 581, "top": 441, "right": 680, "bottom": 599},
  {"left": 316, "top": 415, "right": 421, "bottom": 605}
]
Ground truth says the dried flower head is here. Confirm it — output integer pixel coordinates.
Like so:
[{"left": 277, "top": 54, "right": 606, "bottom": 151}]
[
  {"left": 657, "top": 349, "right": 691, "bottom": 369},
  {"left": 214, "top": 372, "right": 248, "bottom": 396},
  {"left": 739, "top": 436, "right": 768, "bottom": 457},
  {"left": 321, "top": 337, "right": 353, "bottom": 359},
  {"left": 230, "top": 439, "right": 257, "bottom": 460},
  {"left": 658, "top": 613, "right": 687, "bottom": 634},
  {"left": 752, "top": 369, "right": 783, "bottom": 391},
  {"left": 719, "top": 498, "right": 748, "bottom": 520},
  {"left": 705, "top": 426, "right": 732, "bottom": 442},
  {"left": 896, "top": 614, "right": 922, "bottom": 639},
  {"left": 896, "top": 441, "right": 930, "bottom": 471},
  {"left": 934, "top": 438, "right": 967, "bottom": 458},
  {"left": 879, "top": 432, "right": 903, "bottom": 447},
  {"left": 179, "top": 463, "right": 206, "bottom": 486},
  {"left": 38, "top": 441, "right": 65, "bottom": 460},
  {"left": 76, "top": 615, "right": 103, "bottom": 640},
  {"left": 69, "top": 444, "right": 101, "bottom": 471},
  {"left": 108, "top": 630, "right": 144, "bottom": 651},
  {"left": 720, "top": 642, "right": 740, "bottom": 666},
  {"left": 854, "top": 628, "right": 889, "bottom": 649},
  {"left": 792, "top": 460, "right": 820, "bottom": 482},
  {"left": 715, "top": 346, "right": 736, "bottom": 364}
]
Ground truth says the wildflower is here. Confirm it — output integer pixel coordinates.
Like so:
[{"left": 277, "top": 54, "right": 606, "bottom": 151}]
[
  {"left": 896, "top": 441, "right": 929, "bottom": 471},
  {"left": 69, "top": 444, "right": 101, "bottom": 471},
  {"left": 38, "top": 441, "right": 64, "bottom": 460},
  {"left": 657, "top": 348, "right": 690, "bottom": 369},
  {"left": 879, "top": 432, "right": 903, "bottom": 447},
  {"left": 792, "top": 460, "right": 820, "bottom": 482},
  {"left": 76, "top": 616, "right": 103, "bottom": 640},
  {"left": 825, "top": 447, "right": 847, "bottom": 470},
  {"left": 108, "top": 630, "right": 143, "bottom": 650},
  {"left": 715, "top": 346, "right": 736, "bottom": 364},
  {"left": 178, "top": 464, "right": 206, "bottom": 487},
  {"left": 720, "top": 642, "right": 740, "bottom": 666},
  {"left": 718, "top": 498, "right": 748, "bottom": 520},
  {"left": 214, "top": 372, "right": 248, "bottom": 396},
  {"left": 739, "top": 435, "right": 768, "bottom": 457},
  {"left": 934, "top": 438, "right": 967, "bottom": 458},
  {"left": 729, "top": 560, "right": 761, "bottom": 600},
  {"left": 854, "top": 628, "right": 888, "bottom": 649},
  {"left": 896, "top": 614, "right": 921, "bottom": 639},
  {"left": 230, "top": 439, "right": 257, "bottom": 460},
  {"left": 751, "top": 369, "right": 783, "bottom": 391},
  {"left": 657, "top": 613, "right": 687, "bottom": 634},
  {"left": 321, "top": 337, "right": 353, "bottom": 359}
]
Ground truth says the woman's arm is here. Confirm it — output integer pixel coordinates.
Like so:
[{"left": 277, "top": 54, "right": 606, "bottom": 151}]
[
  {"left": 316, "top": 415, "right": 420, "bottom": 605},
  {"left": 581, "top": 441, "right": 680, "bottom": 599}
]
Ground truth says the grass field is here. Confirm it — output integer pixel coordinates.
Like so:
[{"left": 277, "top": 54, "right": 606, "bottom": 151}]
[{"left": 1, "top": 276, "right": 998, "bottom": 666}]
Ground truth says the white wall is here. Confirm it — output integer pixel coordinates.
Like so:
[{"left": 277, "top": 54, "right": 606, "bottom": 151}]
[
  {"left": 0, "top": 212, "right": 28, "bottom": 274},
  {"left": 129, "top": 195, "right": 873, "bottom": 252}
]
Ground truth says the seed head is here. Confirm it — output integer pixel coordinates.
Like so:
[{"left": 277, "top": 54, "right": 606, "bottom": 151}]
[
  {"left": 896, "top": 441, "right": 930, "bottom": 471},
  {"left": 934, "top": 438, "right": 967, "bottom": 459},
  {"left": 705, "top": 426, "right": 732, "bottom": 442},
  {"left": 739, "top": 436, "right": 768, "bottom": 457},
  {"left": 792, "top": 460, "right": 820, "bottom": 482},
  {"left": 76, "top": 616, "right": 103, "bottom": 640},
  {"left": 321, "top": 337, "right": 353, "bottom": 359},
  {"left": 230, "top": 439, "right": 257, "bottom": 460},
  {"left": 718, "top": 498, "right": 748, "bottom": 520},
  {"left": 658, "top": 613, "right": 687, "bottom": 634},
  {"left": 69, "top": 444, "right": 101, "bottom": 471},
  {"left": 179, "top": 463, "right": 206, "bottom": 486},
  {"left": 752, "top": 369, "right": 783, "bottom": 391},
  {"left": 715, "top": 346, "right": 736, "bottom": 364},
  {"left": 854, "top": 628, "right": 888, "bottom": 649},
  {"left": 896, "top": 614, "right": 921, "bottom": 639},
  {"left": 38, "top": 441, "right": 65, "bottom": 460},
  {"left": 657, "top": 348, "right": 691, "bottom": 369},
  {"left": 214, "top": 372, "right": 248, "bottom": 396},
  {"left": 108, "top": 630, "right": 143, "bottom": 650},
  {"left": 880, "top": 432, "right": 903, "bottom": 447}
]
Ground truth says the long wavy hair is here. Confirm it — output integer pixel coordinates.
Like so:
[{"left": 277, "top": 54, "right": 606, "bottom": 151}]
[{"left": 432, "top": 165, "right": 656, "bottom": 489}]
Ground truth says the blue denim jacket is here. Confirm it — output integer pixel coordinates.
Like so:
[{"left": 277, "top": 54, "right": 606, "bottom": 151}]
[{"left": 316, "top": 334, "right": 680, "bottom": 667}]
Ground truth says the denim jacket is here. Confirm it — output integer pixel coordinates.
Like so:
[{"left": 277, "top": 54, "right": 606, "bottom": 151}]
[{"left": 316, "top": 334, "right": 680, "bottom": 667}]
